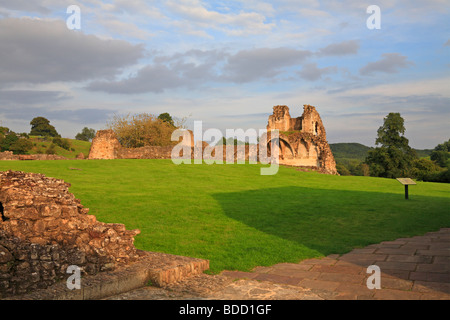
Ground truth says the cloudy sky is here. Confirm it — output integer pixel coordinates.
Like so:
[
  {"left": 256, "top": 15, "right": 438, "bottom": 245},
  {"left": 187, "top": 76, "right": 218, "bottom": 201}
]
[{"left": 0, "top": 0, "right": 449, "bottom": 148}]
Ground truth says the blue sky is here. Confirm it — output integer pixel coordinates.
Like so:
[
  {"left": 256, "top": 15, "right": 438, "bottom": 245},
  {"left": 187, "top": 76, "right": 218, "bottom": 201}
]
[{"left": 0, "top": 0, "right": 449, "bottom": 148}]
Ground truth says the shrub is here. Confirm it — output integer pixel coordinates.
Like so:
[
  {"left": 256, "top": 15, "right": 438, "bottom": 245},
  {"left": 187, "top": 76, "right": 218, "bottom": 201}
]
[
  {"left": 45, "top": 144, "right": 57, "bottom": 155},
  {"left": 52, "top": 137, "right": 71, "bottom": 150}
]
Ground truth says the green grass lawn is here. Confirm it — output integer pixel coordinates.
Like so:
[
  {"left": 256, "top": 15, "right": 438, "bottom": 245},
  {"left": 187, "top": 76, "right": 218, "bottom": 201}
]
[{"left": 0, "top": 159, "right": 449, "bottom": 273}]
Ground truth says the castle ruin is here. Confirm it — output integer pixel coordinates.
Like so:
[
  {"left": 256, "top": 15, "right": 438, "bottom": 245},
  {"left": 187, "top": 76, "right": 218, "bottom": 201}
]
[
  {"left": 266, "top": 105, "right": 337, "bottom": 175},
  {"left": 87, "top": 104, "right": 337, "bottom": 175}
]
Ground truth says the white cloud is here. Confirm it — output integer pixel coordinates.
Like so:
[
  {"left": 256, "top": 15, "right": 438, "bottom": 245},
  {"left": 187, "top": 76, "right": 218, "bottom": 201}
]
[
  {"left": 298, "top": 63, "right": 338, "bottom": 81},
  {"left": 318, "top": 40, "right": 360, "bottom": 56},
  {"left": 166, "top": 0, "right": 275, "bottom": 37},
  {"left": 360, "top": 53, "right": 414, "bottom": 75},
  {"left": 0, "top": 17, "right": 144, "bottom": 85}
]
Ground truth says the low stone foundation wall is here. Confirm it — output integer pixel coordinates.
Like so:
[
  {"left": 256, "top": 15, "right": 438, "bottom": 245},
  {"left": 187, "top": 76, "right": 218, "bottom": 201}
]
[
  {"left": 117, "top": 146, "right": 173, "bottom": 159},
  {"left": 0, "top": 170, "right": 140, "bottom": 298},
  {"left": 0, "top": 152, "right": 67, "bottom": 161}
]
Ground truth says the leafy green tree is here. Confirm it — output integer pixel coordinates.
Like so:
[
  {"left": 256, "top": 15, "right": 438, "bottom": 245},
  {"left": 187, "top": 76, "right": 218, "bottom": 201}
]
[
  {"left": 30, "top": 117, "right": 60, "bottom": 137},
  {"left": 430, "top": 139, "right": 449, "bottom": 167},
  {"left": 9, "top": 138, "right": 33, "bottom": 154},
  {"left": 75, "top": 127, "right": 96, "bottom": 141},
  {"left": 0, "top": 132, "right": 18, "bottom": 152},
  {"left": 0, "top": 126, "right": 10, "bottom": 136},
  {"left": 411, "top": 158, "right": 443, "bottom": 181},
  {"left": 336, "top": 163, "right": 351, "bottom": 176},
  {"left": 157, "top": 113, "right": 175, "bottom": 127},
  {"left": 365, "top": 113, "right": 416, "bottom": 178}
]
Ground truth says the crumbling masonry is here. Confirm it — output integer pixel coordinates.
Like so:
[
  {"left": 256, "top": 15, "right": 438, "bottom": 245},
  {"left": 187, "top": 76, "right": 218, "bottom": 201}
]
[
  {"left": 266, "top": 105, "right": 337, "bottom": 175},
  {"left": 0, "top": 170, "right": 140, "bottom": 297},
  {"left": 88, "top": 105, "right": 337, "bottom": 175}
]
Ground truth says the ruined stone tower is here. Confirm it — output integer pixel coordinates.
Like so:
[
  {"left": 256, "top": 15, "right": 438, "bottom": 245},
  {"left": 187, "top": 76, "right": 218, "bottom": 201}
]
[{"left": 267, "top": 105, "right": 338, "bottom": 175}]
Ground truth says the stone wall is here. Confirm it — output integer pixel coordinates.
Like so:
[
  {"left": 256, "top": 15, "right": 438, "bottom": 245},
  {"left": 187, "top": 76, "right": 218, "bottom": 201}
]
[
  {"left": 88, "top": 105, "right": 338, "bottom": 175},
  {"left": 0, "top": 152, "right": 67, "bottom": 161},
  {"left": 117, "top": 146, "right": 173, "bottom": 159},
  {"left": 0, "top": 170, "right": 140, "bottom": 297},
  {"left": 88, "top": 129, "right": 194, "bottom": 161},
  {"left": 267, "top": 105, "right": 338, "bottom": 175},
  {"left": 87, "top": 130, "right": 121, "bottom": 160}
]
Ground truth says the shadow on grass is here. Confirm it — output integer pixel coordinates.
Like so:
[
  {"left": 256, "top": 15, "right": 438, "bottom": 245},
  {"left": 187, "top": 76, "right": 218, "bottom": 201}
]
[
  {"left": 213, "top": 186, "right": 449, "bottom": 255},
  {"left": 212, "top": 186, "right": 450, "bottom": 293}
]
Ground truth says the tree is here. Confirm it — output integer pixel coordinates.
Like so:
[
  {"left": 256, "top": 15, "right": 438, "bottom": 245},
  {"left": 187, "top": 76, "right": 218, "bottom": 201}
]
[
  {"left": 365, "top": 113, "right": 416, "bottom": 178},
  {"left": 0, "top": 126, "right": 10, "bottom": 136},
  {"left": 157, "top": 113, "right": 175, "bottom": 127},
  {"left": 430, "top": 139, "right": 450, "bottom": 167},
  {"left": 75, "top": 127, "right": 96, "bottom": 141},
  {"left": 0, "top": 132, "right": 18, "bottom": 152},
  {"left": 30, "top": 117, "right": 60, "bottom": 137},
  {"left": 107, "top": 113, "right": 180, "bottom": 148},
  {"left": 9, "top": 138, "right": 33, "bottom": 155}
]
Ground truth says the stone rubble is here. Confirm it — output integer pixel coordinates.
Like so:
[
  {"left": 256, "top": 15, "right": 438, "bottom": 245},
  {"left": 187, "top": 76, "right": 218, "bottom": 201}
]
[{"left": 0, "top": 170, "right": 140, "bottom": 298}]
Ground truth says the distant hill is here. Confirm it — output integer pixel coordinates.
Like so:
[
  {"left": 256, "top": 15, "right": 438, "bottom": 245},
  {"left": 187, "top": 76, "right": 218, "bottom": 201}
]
[
  {"left": 329, "top": 143, "right": 371, "bottom": 162},
  {"left": 28, "top": 136, "right": 91, "bottom": 159},
  {"left": 330, "top": 143, "right": 433, "bottom": 163}
]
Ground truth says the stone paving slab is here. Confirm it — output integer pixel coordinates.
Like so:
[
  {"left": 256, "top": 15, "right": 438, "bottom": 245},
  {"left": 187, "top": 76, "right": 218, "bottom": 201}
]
[
  {"left": 105, "top": 228, "right": 450, "bottom": 301},
  {"left": 2, "top": 250, "right": 210, "bottom": 300},
  {"left": 5, "top": 228, "right": 449, "bottom": 300},
  {"left": 219, "top": 228, "right": 450, "bottom": 300}
]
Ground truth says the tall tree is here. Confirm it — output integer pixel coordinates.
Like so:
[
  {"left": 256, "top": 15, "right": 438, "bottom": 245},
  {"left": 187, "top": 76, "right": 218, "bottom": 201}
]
[
  {"left": 157, "top": 113, "right": 175, "bottom": 127},
  {"left": 365, "top": 113, "right": 416, "bottom": 178},
  {"left": 75, "top": 127, "right": 96, "bottom": 141},
  {"left": 29, "top": 117, "right": 60, "bottom": 137},
  {"left": 430, "top": 139, "right": 450, "bottom": 167}
]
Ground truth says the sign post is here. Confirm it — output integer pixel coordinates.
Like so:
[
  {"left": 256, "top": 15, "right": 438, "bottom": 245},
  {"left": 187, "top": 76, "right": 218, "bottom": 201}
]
[{"left": 396, "top": 178, "right": 416, "bottom": 200}]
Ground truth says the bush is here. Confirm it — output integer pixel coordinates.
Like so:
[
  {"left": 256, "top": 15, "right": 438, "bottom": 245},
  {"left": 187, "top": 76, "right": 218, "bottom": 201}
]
[
  {"left": 0, "top": 133, "right": 18, "bottom": 152},
  {"left": 52, "top": 137, "right": 71, "bottom": 150},
  {"left": 9, "top": 138, "right": 33, "bottom": 154},
  {"left": 430, "top": 150, "right": 449, "bottom": 167},
  {"left": 107, "top": 113, "right": 182, "bottom": 148},
  {"left": 411, "top": 158, "right": 443, "bottom": 181},
  {"left": 422, "top": 168, "right": 450, "bottom": 183},
  {"left": 45, "top": 144, "right": 57, "bottom": 155},
  {"left": 336, "top": 164, "right": 351, "bottom": 176}
]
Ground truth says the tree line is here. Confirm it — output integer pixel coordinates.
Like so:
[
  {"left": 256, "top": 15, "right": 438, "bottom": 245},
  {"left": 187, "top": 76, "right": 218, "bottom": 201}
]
[{"left": 336, "top": 113, "right": 449, "bottom": 183}]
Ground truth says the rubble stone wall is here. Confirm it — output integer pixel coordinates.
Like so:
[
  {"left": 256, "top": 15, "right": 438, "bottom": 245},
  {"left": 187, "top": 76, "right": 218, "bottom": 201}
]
[
  {"left": 0, "top": 170, "right": 140, "bottom": 297},
  {"left": 88, "top": 105, "right": 338, "bottom": 175},
  {"left": 0, "top": 152, "right": 67, "bottom": 161}
]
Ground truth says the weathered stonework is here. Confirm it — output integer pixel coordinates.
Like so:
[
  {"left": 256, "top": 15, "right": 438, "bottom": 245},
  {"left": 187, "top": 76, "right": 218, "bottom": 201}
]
[
  {"left": 0, "top": 152, "right": 67, "bottom": 161},
  {"left": 87, "top": 130, "right": 122, "bottom": 160},
  {"left": 0, "top": 170, "right": 140, "bottom": 297},
  {"left": 87, "top": 105, "right": 337, "bottom": 175},
  {"left": 88, "top": 129, "right": 196, "bottom": 160},
  {"left": 267, "top": 105, "right": 338, "bottom": 175}
]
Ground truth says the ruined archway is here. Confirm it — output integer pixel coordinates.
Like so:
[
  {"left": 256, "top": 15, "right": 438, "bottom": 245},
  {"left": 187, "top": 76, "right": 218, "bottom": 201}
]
[
  {"left": 298, "top": 139, "right": 309, "bottom": 159},
  {"left": 266, "top": 105, "right": 338, "bottom": 174},
  {"left": 267, "top": 137, "right": 295, "bottom": 160}
]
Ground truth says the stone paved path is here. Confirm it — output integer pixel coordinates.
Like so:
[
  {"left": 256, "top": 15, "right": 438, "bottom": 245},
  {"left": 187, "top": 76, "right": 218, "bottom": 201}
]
[{"left": 106, "top": 228, "right": 450, "bottom": 300}]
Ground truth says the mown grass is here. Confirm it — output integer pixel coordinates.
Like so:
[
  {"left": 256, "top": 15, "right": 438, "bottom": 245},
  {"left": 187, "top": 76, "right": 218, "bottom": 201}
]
[{"left": 0, "top": 159, "right": 449, "bottom": 273}]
